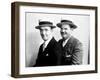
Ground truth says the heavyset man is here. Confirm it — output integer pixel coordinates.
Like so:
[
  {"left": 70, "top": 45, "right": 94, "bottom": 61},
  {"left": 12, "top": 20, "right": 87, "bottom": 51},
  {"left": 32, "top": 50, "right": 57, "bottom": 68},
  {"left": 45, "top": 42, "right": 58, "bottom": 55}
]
[{"left": 57, "top": 20, "right": 83, "bottom": 65}]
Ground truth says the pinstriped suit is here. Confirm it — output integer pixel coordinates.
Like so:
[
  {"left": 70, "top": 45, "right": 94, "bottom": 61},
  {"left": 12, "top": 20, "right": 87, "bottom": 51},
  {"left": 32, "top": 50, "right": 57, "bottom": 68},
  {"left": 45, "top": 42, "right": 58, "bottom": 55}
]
[{"left": 58, "top": 36, "right": 83, "bottom": 65}]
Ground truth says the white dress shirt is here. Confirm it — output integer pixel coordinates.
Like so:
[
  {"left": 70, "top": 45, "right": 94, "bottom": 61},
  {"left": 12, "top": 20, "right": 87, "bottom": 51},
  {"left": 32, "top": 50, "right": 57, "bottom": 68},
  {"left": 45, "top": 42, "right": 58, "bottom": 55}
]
[
  {"left": 62, "top": 36, "right": 71, "bottom": 47},
  {"left": 43, "top": 36, "right": 52, "bottom": 51}
]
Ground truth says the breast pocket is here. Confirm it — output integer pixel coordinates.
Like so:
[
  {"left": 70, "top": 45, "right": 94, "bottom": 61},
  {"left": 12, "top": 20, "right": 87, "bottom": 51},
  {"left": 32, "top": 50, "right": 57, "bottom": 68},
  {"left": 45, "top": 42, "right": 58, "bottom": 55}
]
[
  {"left": 43, "top": 50, "right": 50, "bottom": 57},
  {"left": 64, "top": 45, "right": 72, "bottom": 61},
  {"left": 45, "top": 53, "right": 49, "bottom": 57}
]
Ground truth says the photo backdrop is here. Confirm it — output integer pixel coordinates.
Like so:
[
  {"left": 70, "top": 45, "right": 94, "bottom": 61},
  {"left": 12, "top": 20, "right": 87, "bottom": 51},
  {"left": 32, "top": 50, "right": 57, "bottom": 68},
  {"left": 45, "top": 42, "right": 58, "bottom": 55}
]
[{"left": 25, "top": 12, "right": 90, "bottom": 67}]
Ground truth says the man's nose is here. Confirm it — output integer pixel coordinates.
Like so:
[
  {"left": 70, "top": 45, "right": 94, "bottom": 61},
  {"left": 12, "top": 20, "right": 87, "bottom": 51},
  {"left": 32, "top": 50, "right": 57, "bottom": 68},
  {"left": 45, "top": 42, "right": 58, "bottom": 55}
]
[{"left": 42, "top": 31, "right": 46, "bottom": 35}]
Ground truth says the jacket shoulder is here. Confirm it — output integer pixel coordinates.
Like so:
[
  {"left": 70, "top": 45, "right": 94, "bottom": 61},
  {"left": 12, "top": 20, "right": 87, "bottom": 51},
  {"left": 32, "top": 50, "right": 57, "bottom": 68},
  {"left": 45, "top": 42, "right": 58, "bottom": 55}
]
[
  {"left": 58, "top": 39, "right": 63, "bottom": 43},
  {"left": 70, "top": 37, "right": 82, "bottom": 45}
]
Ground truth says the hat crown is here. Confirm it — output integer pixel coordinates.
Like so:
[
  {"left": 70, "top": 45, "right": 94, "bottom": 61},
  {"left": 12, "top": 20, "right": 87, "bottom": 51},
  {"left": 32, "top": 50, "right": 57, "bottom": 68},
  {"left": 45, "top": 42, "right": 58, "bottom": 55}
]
[
  {"left": 35, "top": 20, "right": 56, "bottom": 29},
  {"left": 57, "top": 19, "right": 77, "bottom": 29},
  {"left": 39, "top": 21, "right": 53, "bottom": 25},
  {"left": 61, "top": 20, "right": 73, "bottom": 23}
]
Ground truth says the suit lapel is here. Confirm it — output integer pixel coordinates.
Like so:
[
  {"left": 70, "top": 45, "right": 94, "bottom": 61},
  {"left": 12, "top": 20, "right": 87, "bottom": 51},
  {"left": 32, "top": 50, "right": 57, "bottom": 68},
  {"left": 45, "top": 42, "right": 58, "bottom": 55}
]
[
  {"left": 63, "top": 36, "right": 74, "bottom": 51},
  {"left": 42, "top": 37, "right": 56, "bottom": 52}
]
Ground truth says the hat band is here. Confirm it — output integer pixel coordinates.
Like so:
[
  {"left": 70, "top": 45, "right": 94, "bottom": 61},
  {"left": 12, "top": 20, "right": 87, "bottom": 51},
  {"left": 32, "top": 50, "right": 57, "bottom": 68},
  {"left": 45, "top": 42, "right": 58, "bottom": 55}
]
[
  {"left": 61, "top": 22, "right": 73, "bottom": 25},
  {"left": 40, "top": 24, "right": 53, "bottom": 27}
]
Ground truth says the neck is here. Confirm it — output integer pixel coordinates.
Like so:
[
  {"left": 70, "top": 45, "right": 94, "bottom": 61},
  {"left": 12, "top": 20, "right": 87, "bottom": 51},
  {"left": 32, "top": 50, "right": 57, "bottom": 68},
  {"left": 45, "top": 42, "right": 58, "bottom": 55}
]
[
  {"left": 63, "top": 35, "right": 71, "bottom": 41},
  {"left": 44, "top": 36, "right": 53, "bottom": 42}
]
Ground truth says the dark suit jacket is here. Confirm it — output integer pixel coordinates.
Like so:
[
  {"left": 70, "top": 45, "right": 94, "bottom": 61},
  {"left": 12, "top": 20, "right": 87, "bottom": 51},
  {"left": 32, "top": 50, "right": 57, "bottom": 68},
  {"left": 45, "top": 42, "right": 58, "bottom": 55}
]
[
  {"left": 58, "top": 36, "right": 83, "bottom": 65},
  {"left": 34, "top": 37, "right": 61, "bottom": 67}
]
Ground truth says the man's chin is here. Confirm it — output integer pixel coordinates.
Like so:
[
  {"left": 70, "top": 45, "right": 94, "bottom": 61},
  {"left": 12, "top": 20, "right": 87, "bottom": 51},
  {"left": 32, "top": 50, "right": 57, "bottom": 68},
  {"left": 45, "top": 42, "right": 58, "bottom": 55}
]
[
  {"left": 62, "top": 36, "right": 68, "bottom": 40},
  {"left": 42, "top": 38, "right": 48, "bottom": 41}
]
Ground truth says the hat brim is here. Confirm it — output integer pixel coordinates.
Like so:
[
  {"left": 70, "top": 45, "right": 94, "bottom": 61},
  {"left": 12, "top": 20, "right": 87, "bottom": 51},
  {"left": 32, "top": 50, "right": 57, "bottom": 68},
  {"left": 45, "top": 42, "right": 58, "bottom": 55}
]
[
  {"left": 57, "top": 23, "right": 77, "bottom": 29},
  {"left": 35, "top": 25, "right": 56, "bottom": 29}
]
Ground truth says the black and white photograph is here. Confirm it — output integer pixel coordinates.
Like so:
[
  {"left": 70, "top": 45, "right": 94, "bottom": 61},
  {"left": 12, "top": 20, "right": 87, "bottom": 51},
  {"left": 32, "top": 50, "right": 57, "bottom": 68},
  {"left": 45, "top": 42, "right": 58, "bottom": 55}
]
[
  {"left": 25, "top": 12, "right": 89, "bottom": 67},
  {"left": 11, "top": 2, "right": 97, "bottom": 78}
]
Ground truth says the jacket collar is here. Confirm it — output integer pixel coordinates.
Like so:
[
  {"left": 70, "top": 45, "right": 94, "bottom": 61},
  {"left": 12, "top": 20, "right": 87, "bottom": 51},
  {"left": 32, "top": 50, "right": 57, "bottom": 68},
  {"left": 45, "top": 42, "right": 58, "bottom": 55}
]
[
  {"left": 61, "top": 36, "right": 74, "bottom": 48},
  {"left": 42, "top": 37, "right": 56, "bottom": 51}
]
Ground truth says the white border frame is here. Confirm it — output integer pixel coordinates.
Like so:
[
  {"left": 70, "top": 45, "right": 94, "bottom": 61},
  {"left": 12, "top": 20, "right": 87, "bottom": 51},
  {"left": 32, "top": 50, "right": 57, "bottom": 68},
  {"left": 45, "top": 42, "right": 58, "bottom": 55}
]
[{"left": 19, "top": 5, "right": 96, "bottom": 74}]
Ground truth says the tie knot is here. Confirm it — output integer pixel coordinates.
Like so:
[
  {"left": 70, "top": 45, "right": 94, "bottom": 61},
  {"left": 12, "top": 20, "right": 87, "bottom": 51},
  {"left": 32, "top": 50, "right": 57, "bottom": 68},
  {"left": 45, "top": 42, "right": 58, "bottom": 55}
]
[{"left": 43, "top": 41, "right": 46, "bottom": 45}]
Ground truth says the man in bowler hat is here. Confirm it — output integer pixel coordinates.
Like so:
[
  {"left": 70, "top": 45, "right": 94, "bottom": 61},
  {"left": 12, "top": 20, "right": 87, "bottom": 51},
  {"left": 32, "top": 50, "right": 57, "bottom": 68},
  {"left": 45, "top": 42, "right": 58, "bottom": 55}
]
[
  {"left": 34, "top": 20, "right": 61, "bottom": 67},
  {"left": 57, "top": 20, "right": 83, "bottom": 65}
]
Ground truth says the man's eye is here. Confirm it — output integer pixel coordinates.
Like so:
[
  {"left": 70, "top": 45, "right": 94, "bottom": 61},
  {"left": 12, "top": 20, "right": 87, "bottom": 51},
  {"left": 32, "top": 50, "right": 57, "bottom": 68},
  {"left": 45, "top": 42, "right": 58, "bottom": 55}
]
[
  {"left": 65, "top": 28, "right": 67, "bottom": 30},
  {"left": 45, "top": 29, "right": 48, "bottom": 31},
  {"left": 61, "top": 28, "right": 67, "bottom": 30}
]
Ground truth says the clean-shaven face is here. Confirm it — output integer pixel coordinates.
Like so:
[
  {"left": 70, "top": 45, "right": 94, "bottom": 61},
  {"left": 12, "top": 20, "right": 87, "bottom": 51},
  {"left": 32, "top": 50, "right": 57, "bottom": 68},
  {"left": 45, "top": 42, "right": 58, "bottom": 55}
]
[
  {"left": 60, "top": 24, "right": 73, "bottom": 40},
  {"left": 40, "top": 27, "right": 53, "bottom": 41}
]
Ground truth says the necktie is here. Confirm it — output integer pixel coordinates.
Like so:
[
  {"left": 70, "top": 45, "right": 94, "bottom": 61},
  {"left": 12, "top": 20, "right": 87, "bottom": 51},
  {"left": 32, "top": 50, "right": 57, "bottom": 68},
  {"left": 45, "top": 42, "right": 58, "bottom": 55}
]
[
  {"left": 62, "top": 40, "right": 66, "bottom": 47},
  {"left": 62, "top": 38, "right": 70, "bottom": 47},
  {"left": 43, "top": 42, "right": 46, "bottom": 51}
]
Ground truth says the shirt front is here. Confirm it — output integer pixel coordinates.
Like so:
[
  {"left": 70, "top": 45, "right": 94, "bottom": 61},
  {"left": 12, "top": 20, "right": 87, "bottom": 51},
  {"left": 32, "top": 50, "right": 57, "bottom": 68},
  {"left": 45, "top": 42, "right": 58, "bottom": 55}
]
[
  {"left": 43, "top": 36, "right": 52, "bottom": 51},
  {"left": 62, "top": 36, "right": 71, "bottom": 47}
]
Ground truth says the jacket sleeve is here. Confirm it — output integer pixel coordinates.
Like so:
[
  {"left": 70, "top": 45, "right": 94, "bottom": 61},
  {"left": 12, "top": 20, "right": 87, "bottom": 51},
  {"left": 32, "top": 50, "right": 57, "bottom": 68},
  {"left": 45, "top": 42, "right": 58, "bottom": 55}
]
[
  {"left": 71, "top": 41, "right": 83, "bottom": 65},
  {"left": 33, "top": 45, "right": 42, "bottom": 67}
]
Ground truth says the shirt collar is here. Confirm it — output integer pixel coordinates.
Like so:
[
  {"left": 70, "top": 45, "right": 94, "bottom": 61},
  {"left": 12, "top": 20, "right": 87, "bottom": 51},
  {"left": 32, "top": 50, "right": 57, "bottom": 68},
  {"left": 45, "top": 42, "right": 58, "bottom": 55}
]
[
  {"left": 62, "top": 36, "right": 71, "bottom": 47},
  {"left": 43, "top": 36, "right": 53, "bottom": 48}
]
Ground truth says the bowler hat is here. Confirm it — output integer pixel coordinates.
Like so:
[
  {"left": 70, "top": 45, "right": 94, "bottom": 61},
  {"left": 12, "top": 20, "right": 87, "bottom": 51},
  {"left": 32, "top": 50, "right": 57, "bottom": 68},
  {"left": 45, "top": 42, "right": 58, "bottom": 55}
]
[
  {"left": 57, "top": 20, "right": 77, "bottom": 29},
  {"left": 35, "top": 21, "right": 56, "bottom": 29}
]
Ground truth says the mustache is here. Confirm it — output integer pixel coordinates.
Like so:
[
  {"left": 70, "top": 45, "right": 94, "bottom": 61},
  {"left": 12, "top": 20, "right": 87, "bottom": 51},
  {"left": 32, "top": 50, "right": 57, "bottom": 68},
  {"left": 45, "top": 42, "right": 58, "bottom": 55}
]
[{"left": 61, "top": 32, "right": 67, "bottom": 34}]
